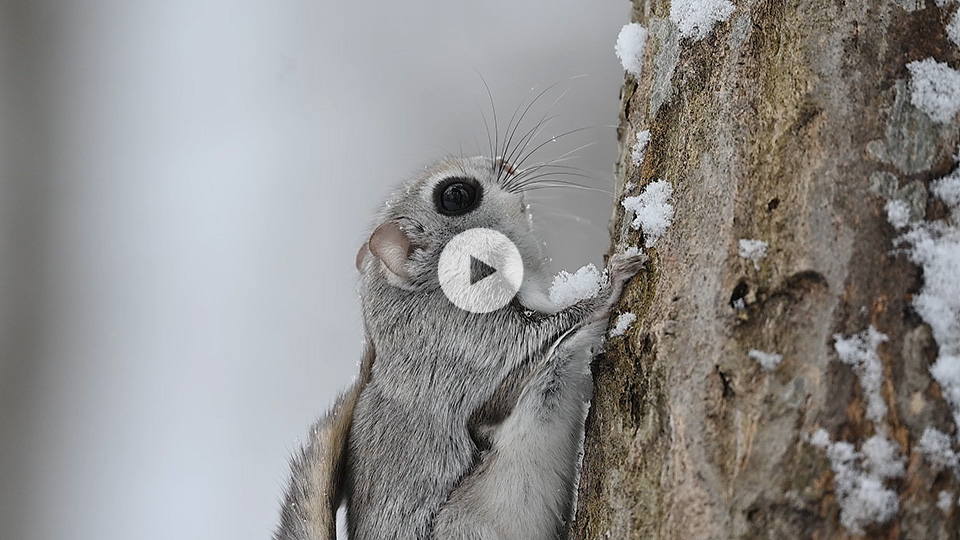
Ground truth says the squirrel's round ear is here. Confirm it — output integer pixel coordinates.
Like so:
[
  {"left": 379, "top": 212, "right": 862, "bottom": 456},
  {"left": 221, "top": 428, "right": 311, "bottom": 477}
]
[
  {"left": 355, "top": 242, "right": 369, "bottom": 272},
  {"left": 368, "top": 221, "right": 413, "bottom": 279}
]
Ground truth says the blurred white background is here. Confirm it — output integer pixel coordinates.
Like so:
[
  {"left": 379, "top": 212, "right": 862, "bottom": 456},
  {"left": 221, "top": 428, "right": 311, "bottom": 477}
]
[{"left": 0, "top": 1, "right": 628, "bottom": 539}]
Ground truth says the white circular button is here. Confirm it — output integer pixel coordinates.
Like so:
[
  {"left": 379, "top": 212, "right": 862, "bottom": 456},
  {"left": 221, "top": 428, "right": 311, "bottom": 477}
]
[{"left": 438, "top": 228, "right": 524, "bottom": 313}]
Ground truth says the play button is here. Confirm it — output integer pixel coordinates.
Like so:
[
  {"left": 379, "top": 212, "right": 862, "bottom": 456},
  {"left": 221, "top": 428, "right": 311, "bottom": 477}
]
[
  {"left": 438, "top": 228, "right": 524, "bottom": 313},
  {"left": 470, "top": 256, "right": 497, "bottom": 285}
]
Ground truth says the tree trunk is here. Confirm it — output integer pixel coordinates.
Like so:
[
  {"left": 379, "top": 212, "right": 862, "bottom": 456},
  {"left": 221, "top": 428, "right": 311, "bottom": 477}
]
[{"left": 572, "top": 1, "right": 960, "bottom": 538}]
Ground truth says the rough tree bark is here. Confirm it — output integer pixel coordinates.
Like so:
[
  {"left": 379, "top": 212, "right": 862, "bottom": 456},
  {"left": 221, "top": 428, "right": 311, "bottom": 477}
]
[{"left": 571, "top": 1, "right": 959, "bottom": 539}]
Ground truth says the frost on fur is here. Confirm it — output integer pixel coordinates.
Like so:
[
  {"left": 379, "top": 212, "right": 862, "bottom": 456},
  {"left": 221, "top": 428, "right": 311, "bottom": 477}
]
[
  {"left": 907, "top": 59, "right": 960, "bottom": 124},
  {"left": 622, "top": 180, "right": 675, "bottom": 247},
  {"left": 631, "top": 130, "right": 651, "bottom": 167},
  {"left": 609, "top": 312, "right": 637, "bottom": 338},
  {"left": 738, "top": 238, "right": 768, "bottom": 269},
  {"left": 549, "top": 264, "right": 602, "bottom": 308},
  {"left": 833, "top": 326, "right": 889, "bottom": 423},
  {"left": 810, "top": 429, "right": 905, "bottom": 534},
  {"left": 670, "top": 0, "right": 735, "bottom": 41},
  {"left": 615, "top": 23, "right": 649, "bottom": 79},
  {"left": 748, "top": 349, "right": 783, "bottom": 371}
]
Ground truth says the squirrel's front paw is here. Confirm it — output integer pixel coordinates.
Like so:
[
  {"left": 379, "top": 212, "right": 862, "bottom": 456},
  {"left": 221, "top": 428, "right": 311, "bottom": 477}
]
[
  {"left": 587, "top": 253, "right": 646, "bottom": 323},
  {"left": 607, "top": 252, "right": 646, "bottom": 290}
]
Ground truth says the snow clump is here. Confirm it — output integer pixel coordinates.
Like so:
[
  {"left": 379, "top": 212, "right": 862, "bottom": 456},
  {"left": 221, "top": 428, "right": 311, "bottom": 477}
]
[
  {"left": 932, "top": 169, "right": 960, "bottom": 220},
  {"left": 884, "top": 199, "right": 911, "bottom": 229},
  {"left": 810, "top": 329, "right": 906, "bottom": 535},
  {"left": 631, "top": 130, "right": 651, "bottom": 167},
  {"left": 615, "top": 23, "right": 649, "bottom": 79},
  {"left": 937, "top": 490, "right": 955, "bottom": 513},
  {"left": 894, "top": 174, "right": 960, "bottom": 429},
  {"left": 738, "top": 238, "right": 768, "bottom": 269},
  {"left": 949, "top": 12, "right": 960, "bottom": 48},
  {"left": 833, "top": 326, "right": 890, "bottom": 423},
  {"left": 670, "top": 0, "right": 735, "bottom": 41},
  {"left": 907, "top": 59, "right": 960, "bottom": 124},
  {"left": 550, "top": 264, "right": 602, "bottom": 308},
  {"left": 917, "top": 427, "right": 960, "bottom": 470},
  {"left": 622, "top": 180, "right": 675, "bottom": 247},
  {"left": 947, "top": 9, "right": 960, "bottom": 47},
  {"left": 748, "top": 349, "right": 783, "bottom": 371},
  {"left": 609, "top": 312, "right": 638, "bottom": 338},
  {"left": 621, "top": 245, "right": 644, "bottom": 259},
  {"left": 810, "top": 429, "right": 905, "bottom": 534}
]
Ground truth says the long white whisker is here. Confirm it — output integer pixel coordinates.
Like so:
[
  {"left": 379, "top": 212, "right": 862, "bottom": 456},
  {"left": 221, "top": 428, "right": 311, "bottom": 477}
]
[
  {"left": 511, "top": 125, "right": 616, "bottom": 175},
  {"left": 515, "top": 180, "right": 613, "bottom": 197},
  {"left": 511, "top": 170, "right": 611, "bottom": 192},
  {"left": 498, "top": 82, "right": 570, "bottom": 185},
  {"left": 502, "top": 85, "right": 575, "bottom": 178}
]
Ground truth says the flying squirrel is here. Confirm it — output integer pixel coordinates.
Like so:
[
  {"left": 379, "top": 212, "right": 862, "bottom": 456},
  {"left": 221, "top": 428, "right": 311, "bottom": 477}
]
[{"left": 273, "top": 155, "right": 645, "bottom": 540}]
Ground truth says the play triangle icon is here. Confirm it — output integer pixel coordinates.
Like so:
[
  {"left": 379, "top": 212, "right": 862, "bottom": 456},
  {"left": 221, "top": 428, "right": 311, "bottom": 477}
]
[{"left": 470, "top": 256, "right": 497, "bottom": 285}]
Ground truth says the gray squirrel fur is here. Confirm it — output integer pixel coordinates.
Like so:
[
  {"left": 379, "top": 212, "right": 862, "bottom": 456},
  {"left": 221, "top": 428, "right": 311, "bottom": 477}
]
[{"left": 274, "top": 156, "right": 644, "bottom": 540}]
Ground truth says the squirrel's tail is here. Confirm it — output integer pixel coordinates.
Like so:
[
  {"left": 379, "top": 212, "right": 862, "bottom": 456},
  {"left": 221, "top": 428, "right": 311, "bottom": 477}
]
[{"left": 273, "top": 344, "right": 374, "bottom": 540}]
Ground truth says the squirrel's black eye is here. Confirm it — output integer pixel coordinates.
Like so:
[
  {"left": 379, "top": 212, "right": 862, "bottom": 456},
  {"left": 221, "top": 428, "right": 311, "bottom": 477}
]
[{"left": 434, "top": 178, "right": 481, "bottom": 216}]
